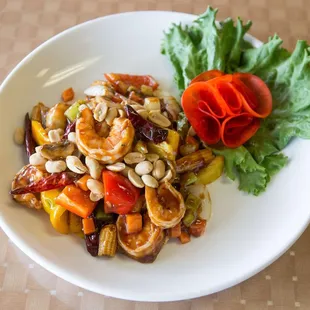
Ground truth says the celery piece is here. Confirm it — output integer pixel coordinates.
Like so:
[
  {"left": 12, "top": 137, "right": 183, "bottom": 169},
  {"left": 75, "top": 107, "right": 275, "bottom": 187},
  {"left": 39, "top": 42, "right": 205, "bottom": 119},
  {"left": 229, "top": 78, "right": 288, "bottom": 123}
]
[
  {"left": 180, "top": 172, "right": 198, "bottom": 187},
  {"left": 183, "top": 212, "right": 196, "bottom": 228},
  {"left": 65, "top": 101, "right": 83, "bottom": 122},
  {"left": 95, "top": 205, "right": 115, "bottom": 224},
  {"left": 183, "top": 193, "right": 201, "bottom": 227}
]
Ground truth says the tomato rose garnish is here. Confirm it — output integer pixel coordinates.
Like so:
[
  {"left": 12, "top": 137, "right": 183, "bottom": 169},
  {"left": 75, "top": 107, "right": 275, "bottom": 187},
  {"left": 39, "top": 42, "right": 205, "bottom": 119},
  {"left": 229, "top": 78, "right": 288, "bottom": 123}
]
[{"left": 182, "top": 70, "right": 272, "bottom": 148}]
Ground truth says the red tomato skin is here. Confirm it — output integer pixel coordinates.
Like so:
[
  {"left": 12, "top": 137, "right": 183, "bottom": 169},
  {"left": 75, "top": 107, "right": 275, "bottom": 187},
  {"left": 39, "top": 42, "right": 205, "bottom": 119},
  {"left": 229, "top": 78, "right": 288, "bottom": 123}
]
[
  {"left": 183, "top": 70, "right": 272, "bottom": 148},
  {"left": 181, "top": 81, "right": 223, "bottom": 145},
  {"left": 232, "top": 73, "right": 272, "bottom": 118},
  {"left": 190, "top": 70, "right": 225, "bottom": 85},
  {"left": 221, "top": 113, "right": 260, "bottom": 148},
  {"left": 102, "top": 171, "right": 140, "bottom": 215}
]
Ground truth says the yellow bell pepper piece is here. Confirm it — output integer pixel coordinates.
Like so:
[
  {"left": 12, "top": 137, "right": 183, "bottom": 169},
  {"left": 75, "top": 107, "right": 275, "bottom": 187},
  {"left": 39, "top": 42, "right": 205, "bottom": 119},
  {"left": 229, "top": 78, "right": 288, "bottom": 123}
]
[
  {"left": 31, "top": 120, "right": 50, "bottom": 145},
  {"left": 50, "top": 204, "right": 70, "bottom": 235},
  {"left": 69, "top": 212, "right": 83, "bottom": 233},
  {"left": 147, "top": 129, "right": 180, "bottom": 161},
  {"left": 41, "top": 189, "right": 83, "bottom": 235},
  {"left": 75, "top": 231, "right": 85, "bottom": 239},
  {"left": 196, "top": 156, "right": 224, "bottom": 185},
  {"left": 41, "top": 189, "right": 62, "bottom": 214},
  {"left": 133, "top": 140, "right": 148, "bottom": 154}
]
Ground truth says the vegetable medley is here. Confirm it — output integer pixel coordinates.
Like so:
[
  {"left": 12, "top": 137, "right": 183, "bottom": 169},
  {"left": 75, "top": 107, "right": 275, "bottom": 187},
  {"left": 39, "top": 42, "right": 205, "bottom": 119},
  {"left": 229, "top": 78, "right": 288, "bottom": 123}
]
[
  {"left": 11, "top": 73, "right": 217, "bottom": 263},
  {"left": 10, "top": 6, "right": 310, "bottom": 262}
]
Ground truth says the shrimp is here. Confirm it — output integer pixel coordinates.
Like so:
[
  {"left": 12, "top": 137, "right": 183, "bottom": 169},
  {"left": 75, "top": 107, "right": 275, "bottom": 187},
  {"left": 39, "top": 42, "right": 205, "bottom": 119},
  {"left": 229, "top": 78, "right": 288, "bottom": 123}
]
[
  {"left": 145, "top": 181, "right": 186, "bottom": 229},
  {"left": 117, "top": 213, "right": 167, "bottom": 263},
  {"left": 46, "top": 102, "right": 69, "bottom": 130},
  {"left": 76, "top": 108, "right": 135, "bottom": 164},
  {"left": 11, "top": 165, "right": 47, "bottom": 209}
]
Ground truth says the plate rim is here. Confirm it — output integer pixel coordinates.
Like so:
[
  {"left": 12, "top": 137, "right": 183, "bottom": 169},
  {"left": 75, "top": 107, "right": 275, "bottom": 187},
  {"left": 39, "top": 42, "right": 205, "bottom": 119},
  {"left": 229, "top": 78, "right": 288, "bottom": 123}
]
[{"left": 0, "top": 10, "right": 309, "bottom": 302}]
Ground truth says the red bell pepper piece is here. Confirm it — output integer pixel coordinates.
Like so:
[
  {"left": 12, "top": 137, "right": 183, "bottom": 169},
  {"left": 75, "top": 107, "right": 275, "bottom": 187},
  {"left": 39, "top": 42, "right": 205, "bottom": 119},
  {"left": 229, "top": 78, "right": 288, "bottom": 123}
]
[{"left": 102, "top": 171, "right": 140, "bottom": 215}]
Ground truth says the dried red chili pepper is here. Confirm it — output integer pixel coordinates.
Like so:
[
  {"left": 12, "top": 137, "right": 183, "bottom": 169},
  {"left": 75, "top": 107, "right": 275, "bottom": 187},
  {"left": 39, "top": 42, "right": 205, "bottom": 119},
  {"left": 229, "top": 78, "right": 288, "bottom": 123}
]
[
  {"left": 24, "top": 113, "right": 36, "bottom": 158},
  {"left": 125, "top": 105, "right": 168, "bottom": 144},
  {"left": 10, "top": 172, "right": 79, "bottom": 195},
  {"left": 85, "top": 231, "right": 99, "bottom": 257},
  {"left": 104, "top": 73, "right": 159, "bottom": 93},
  {"left": 62, "top": 120, "right": 76, "bottom": 140}
]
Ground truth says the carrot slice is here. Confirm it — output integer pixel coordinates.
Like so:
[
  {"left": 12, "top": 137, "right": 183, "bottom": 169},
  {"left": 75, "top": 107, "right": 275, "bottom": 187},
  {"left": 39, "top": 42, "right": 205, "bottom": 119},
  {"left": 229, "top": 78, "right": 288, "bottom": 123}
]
[
  {"left": 190, "top": 70, "right": 224, "bottom": 85},
  {"left": 62, "top": 87, "right": 74, "bottom": 102},
  {"left": 82, "top": 218, "right": 96, "bottom": 235},
  {"left": 221, "top": 113, "right": 260, "bottom": 148},
  {"left": 169, "top": 223, "right": 181, "bottom": 238},
  {"left": 124, "top": 213, "right": 143, "bottom": 234},
  {"left": 104, "top": 73, "right": 159, "bottom": 91},
  {"left": 232, "top": 73, "right": 272, "bottom": 118},
  {"left": 189, "top": 219, "right": 207, "bottom": 237},
  {"left": 56, "top": 185, "right": 97, "bottom": 218},
  {"left": 77, "top": 175, "right": 92, "bottom": 192},
  {"left": 179, "top": 231, "right": 191, "bottom": 244}
]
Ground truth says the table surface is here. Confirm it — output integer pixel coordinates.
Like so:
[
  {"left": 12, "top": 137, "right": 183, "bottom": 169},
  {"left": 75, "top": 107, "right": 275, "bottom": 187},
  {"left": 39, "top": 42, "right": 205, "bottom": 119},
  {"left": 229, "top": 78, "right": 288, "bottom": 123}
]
[{"left": 1, "top": 0, "right": 310, "bottom": 309}]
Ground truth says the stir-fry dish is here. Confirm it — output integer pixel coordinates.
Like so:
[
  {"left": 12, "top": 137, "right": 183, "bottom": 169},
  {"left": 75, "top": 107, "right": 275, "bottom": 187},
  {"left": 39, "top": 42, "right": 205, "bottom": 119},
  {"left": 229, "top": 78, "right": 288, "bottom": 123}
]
[
  {"left": 11, "top": 73, "right": 217, "bottom": 262},
  {"left": 11, "top": 6, "right": 310, "bottom": 262}
]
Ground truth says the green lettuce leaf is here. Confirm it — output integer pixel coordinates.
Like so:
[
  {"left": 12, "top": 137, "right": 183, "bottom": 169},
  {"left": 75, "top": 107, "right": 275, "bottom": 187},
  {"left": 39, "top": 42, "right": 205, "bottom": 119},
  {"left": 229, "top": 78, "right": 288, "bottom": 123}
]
[
  {"left": 243, "top": 38, "right": 310, "bottom": 163},
  {"left": 161, "top": 7, "right": 252, "bottom": 92},
  {"left": 161, "top": 24, "right": 201, "bottom": 92},
  {"left": 213, "top": 146, "right": 269, "bottom": 196},
  {"left": 261, "top": 154, "right": 288, "bottom": 177}
]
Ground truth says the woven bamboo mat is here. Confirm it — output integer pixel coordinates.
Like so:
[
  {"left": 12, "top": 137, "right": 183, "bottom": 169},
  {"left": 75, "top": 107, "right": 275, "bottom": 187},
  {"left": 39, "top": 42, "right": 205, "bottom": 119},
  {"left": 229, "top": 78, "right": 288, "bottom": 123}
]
[{"left": 1, "top": 0, "right": 310, "bottom": 309}]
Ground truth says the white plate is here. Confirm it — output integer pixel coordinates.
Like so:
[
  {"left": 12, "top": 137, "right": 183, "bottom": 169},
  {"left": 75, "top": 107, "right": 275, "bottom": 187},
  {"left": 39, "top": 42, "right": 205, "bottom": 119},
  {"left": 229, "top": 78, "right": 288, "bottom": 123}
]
[{"left": 0, "top": 11, "right": 309, "bottom": 302}]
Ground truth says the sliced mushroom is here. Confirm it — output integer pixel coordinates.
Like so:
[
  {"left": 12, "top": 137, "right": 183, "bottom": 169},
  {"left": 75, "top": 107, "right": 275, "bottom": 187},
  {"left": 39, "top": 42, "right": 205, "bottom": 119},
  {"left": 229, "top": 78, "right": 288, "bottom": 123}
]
[
  {"left": 11, "top": 165, "right": 47, "bottom": 209},
  {"left": 145, "top": 181, "right": 186, "bottom": 229},
  {"left": 40, "top": 140, "right": 75, "bottom": 160},
  {"left": 31, "top": 102, "right": 49, "bottom": 126},
  {"left": 117, "top": 213, "right": 167, "bottom": 263}
]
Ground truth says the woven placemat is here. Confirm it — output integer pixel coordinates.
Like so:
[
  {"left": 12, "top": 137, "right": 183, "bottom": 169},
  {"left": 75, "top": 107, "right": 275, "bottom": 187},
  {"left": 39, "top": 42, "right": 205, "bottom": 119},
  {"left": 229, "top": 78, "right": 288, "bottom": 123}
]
[{"left": 1, "top": 0, "right": 309, "bottom": 309}]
